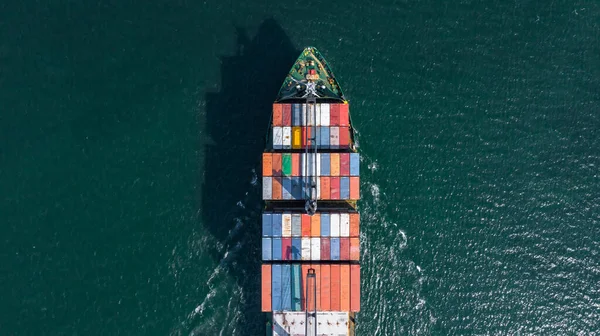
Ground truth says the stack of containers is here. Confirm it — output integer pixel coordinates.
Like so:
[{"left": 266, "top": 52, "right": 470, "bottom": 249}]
[{"left": 262, "top": 101, "right": 360, "bottom": 316}]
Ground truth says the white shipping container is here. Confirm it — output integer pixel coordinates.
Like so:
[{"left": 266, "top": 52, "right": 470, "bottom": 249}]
[
  {"left": 310, "top": 238, "right": 321, "bottom": 260},
  {"left": 320, "top": 104, "right": 330, "bottom": 126},
  {"left": 282, "top": 213, "right": 292, "bottom": 237},
  {"left": 302, "top": 104, "right": 307, "bottom": 126},
  {"left": 330, "top": 213, "right": 340, "bottom": 237},
  {"left": 329, "top": 127, "right": 339, "bottom": 149},
  {"left": 316, "top": 154, "right": 321, "bottom": 176},
  {"left": 308, "top": 153, "right": 316, "bottom": 177},
  {"left": 317, "top": 177, "right": 321, "bottom": 200},
  {"left": 301, "top": 153, "right": 306, "bottom": 177},
  {"left": 316, "top": 104, "right": 322, "bottom": 126},
  {"left": 273, "top": 127, "right": 283, "bottom": 149},
  {"left": 340, "top": 213, "right": 350, "bottom": 237},
  {"left": 301, "top": 238, "right": 311, "bottom": 260},
  {"left": 306, "top": 104, "right": 315, "bottom": 126},
  {"left": 282, "top": 126, "right": 291, "bottom": 149},
  {"left": 263, "top": 177, "right": 272, "bottom": 200}
]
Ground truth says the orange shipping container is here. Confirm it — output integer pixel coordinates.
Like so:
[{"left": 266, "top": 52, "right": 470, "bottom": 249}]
[
  {"left": 339, "top": 103, "right": 349, "bottom": 126},
  {"left": 301, "top": 127, "right": 313, "bottom": 148},
  {"left": 310, "top": 213, "right": 320, "bottom": 237},
  {"left": 261, "top": 264, "right": 272, "bottom": 312},
  {"left": 301, "top": 264, "right": 310, "bottom": 310},
  {"left": 349, "top": 213, "right": 360, "bottom": 237},
  {"left": 320, "top": 177, "right": 331, "bottom": 199},
  {"left": 301, "top": 214, "right": 311, "bottom": 237},
  {"left": 350, "top": 177, "right": 360, "bottom": 199},
  {"left": 340, "top": 264, "right": 350, "bottom": 311},
  {"left": 313, "top": 264, "right": 321, "bottom": 310},
  {"left": 292, "top": 153, "right": 300, "bottom": 176},
  {"left": 321, "top": 264, "right": 331, "bottom": 311},
  {"left": 330, "top": 153, "right": 340, "bottom": 176},
  {"left": 330, "top": 264, "right": 341, "bottom": 310},
  {"left": 262, "top": 153, "right": 272, "bottom": 177},
  {"left": 282, "top": 104, "right": 292, "bottom": 126},
  {"left": 272, "top": 153, "right": 282, "bottom": 176},
  {"left": 350, "top": 238, "right": 360, "bottom": 260},
  {"left": 330, "top": 177, "right": 340, "bottom": 200},
  {"left": 272, "top": 177, "right": 282, "bottom": 200},
  {"left": 273, "top": 104, "right": 283, "bottom": 126},
  {"left": 350, "top": 264, "right": 360, "bottom": 312}
]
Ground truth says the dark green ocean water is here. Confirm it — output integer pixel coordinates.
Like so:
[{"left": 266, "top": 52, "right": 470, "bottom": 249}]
[{"left": 2, "top": 0, "right": 600, "bottom": 335}]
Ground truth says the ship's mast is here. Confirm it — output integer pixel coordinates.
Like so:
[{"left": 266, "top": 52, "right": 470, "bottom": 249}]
[{"left": 304, "top": 82, "right": 319, "bottom": 216}]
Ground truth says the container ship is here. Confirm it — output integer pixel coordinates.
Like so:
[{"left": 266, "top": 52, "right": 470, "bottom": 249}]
[{"left": 261, "top": 47, "right": 361, "bottom": 335}]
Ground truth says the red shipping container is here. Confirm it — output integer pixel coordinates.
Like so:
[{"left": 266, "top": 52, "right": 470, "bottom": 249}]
[
  {"left": 310, "top": 213, "right": 320, "bottom": 237},
  {"left": 292, "top": 153, "right": 300, "bottom": 177},
  {"left": 340, "top": 153, "right": 350, "bottom": 176},
  {"left": 272, "top": 177, "right": 282, "bottom": 200},
  {"left": 320, "top": 238, "right": 330, "bottom": 260},
  {"left": 301, "top": 214, "right": 311, "bottom": 237},
  {"left": 340, "top": 264, "right": 350, "bottom": 311},
  {"left": 282, "top": 238, "right": 292, "bottom": 260},
  {"left": 282, "top": 104, "right": 292, "bottom": 126},
  {"left": 339, "top": 103, "right": 349, "bottom": 126},
  {"left": 262, "top": 153, "right": 272, "bottom": 177},
  {"left": 349, "top": 213, "right": 360, "bottom": 237},
  {"left": 350, "top": 177, "right": 360, "bottom": 199},
  {"left": 350, "top": 238, "right": 360, "bottom": 260},
  {"left": 261, "top": 264, "right": 272, "bottom": 311},
  {"left": 272, "top": 153, "right": 282, "bottom": 176},
  {"left": 320, "top": 177, "right": 331, "bottom": 199},
  {"left": 273, "top": 104, "right": 283, "bottom": 126},
  {"left": 330, "top": 264, "right": 341, "bottom": 310},
  {"left": 301, "top": 264, "right": 310, "bottom": 310},
  {"left": 321, "top": 264, "right": 331, "bottom": 311},
  {"left": 339, "top": 127, "right": 350, "bottom": 149},
  {"left": 330, "top": 177, "right": 340, "bottom": 200},
  {"left": 330, "top": 104, "right": 340, "bottom": 126},
  {"left": 350, "top": 265, "right": 360, "bottom": 312},
  {"left": 340, "top": 238, "right": 350, "bottom": 260},
  {"left": 301, "top": 127, "right": 313, "bottom": 148},
  {"left": 313, "top": 264, "right": 321, "bottom": 310}
]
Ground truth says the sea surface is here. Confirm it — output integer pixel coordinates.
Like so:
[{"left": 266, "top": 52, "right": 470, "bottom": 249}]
[{"left": 2, "top": 0, "right": 599, "bottom": 335}]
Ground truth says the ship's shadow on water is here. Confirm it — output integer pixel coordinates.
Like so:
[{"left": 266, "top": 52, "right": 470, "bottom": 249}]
[{"left": 201, "top": 19, "right": 299, "bottom": 332}]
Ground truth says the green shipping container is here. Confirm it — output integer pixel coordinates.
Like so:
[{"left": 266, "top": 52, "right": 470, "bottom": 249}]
[
  {"left": 291, "top": 264, "right": 302, "bottom": 311},
  {"left": 282, "top": 153, "right": 292, "bottom": 176}
]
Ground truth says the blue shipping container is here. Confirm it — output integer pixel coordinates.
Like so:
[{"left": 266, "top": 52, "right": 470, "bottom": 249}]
[
  {"left": 331, "top": 238, "right": 340, "bottom": 260},
  {"left": 315, "top": 126, "right": 321, "bottom": 147},
  {"left": 262, "top": 238, "right": 272, "bottom": 260},
  {"left": 320, "top": 213, "right": 330, "bottom": 236},
  {"left": 291, "top": 177, "right": 302, "bottom": 200},
  {"left": 272, "top": 238, "right": 282, "bottom": 261},
  {"left": 272, "top": 264, "right": 282, "bottom": 311},
  {"left": 292, "top": 104, "right": 301, "bottom": 126},
  {"left": 291, "top": 214, "right": 301, "bottom": 236},
  {"left": 281, "top": 265, "right": 292, "bottom": 310},
  {"left": 350, "top": 153, "right": 360, "bottom": 176},
  {"left": 282, "top": 178, "right": 292, "bottom": 200},
  {"left": 340, "top": 177, "right": 350, "bottom": 199},
  {"left": 321, "top": 127, "right": 330, "bottom": 149},
  {"left": 291, "top": 238, "right": 302, "bottom": 260},
  {"left": 262, "top": 213, "right": 272, "bottom": 237},
  {"left": 272, "top": 214, "right": 282, "bottom": 236},
  {"left": 321, "top": 153, "right": 330, "bottom": 176}
]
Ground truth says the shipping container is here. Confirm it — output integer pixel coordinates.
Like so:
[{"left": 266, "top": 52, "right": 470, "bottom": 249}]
[
  {"left": 292, "top": 238, "right": 302, "bottom": 260},
  {"left": 301, "top": 214, "right": 311, "bottom": 237},
  {"left": 320, "top": 104, "right": 330, "bottom": 126},
  {"left": 273, "top": 104, "right": 283, "bottom": 126},
  {"left": 291, "top": 177, "right": 302, "bottom": 199},
  {"left": 272, "top": 264, "right": 282, "bottom": 311},
  {"left": 350, "top": 264, "right": 360, "bottom": 312},
  {"left": 330, "top": 238, "right": 340, "bottom": 260},
  {"left": 321, "top": 264, "right": 331, "bottom": 311},
  {"left": 340, "top": 264, "right": 350, "bottom": 311},
  {"left": 291, "top": 214, "right": 301, "bottom": 237},
  {"left": 320, "top": 213, "right": 330, "bottom": 236},
  {"left": 310, "top": 214, "right": 320, "bottom": 237},
  {"left": 339, "top": 127, "right": 350, "bottom": 149},
  {"left": 340, "top": 238, "right": 350, "bottom": 260},
  {"left": 340, "top": 177, "right": 350, "bottom": 200},
  {"left": 281, "top": 214, "right": 292, "bottom": 237},
  {"left": 317, "top": 177, "right": 321, "bottom": 200},
  {"left": 282, "top": 154, "right": 292, "bottom": 176},
  {"left": 340, "top": 213, "right": 350, "bottom": 237},
  {"left": 273, "top": 127, "right": 283, "bottom": 149},
  {"left": 320, "top": 127, "right": 330, "bottom": 149},
  {"left": 314, "top": 264, "right": 321, "bottom": 310},
  {"left": 262, "top": 213, "right": 272, "bottom": 237},
  {"left": 315, "top": 104, "right": 321, "bottom": 126},
  {"left": 272, "top": 238, "right": 282, "bottom": 261},
  {"left": 329, "top": 127, "right": 340, "bottom": 149},
  {"left": 320, "top": 153, "right": 330, "bottom": 176},
  {"left": 330, "top": 153, "right": 340, "bottom": 176},
  {"left": 283, "top": 126, "right": 291, "bottom": 149},
  {"left": 292, "top": 127, "right": 301, "bottom": 149},
  {"left": 263, "top": 177, "right": 272, "bottom": 200},
  {"left": 282, "top": 238, "right": 291, "bottom": 260},
  {"left": 262, "top": 153, "right": 272, "bottom": 177},
  {"left": 316, "top": 153, "right": 321, "bottom": 177},
  {"left": 315, "top": 126, "right": 322, "bottom": 147},
  {"left": 262, "top": 237, "right": 272, "bottom": 260},
  {"left": 320, "top": 237, "right": 331, "bottom": 260},
  {"left": 301, "top": 238, "right": 311, "bottom": 260},
  {"left": 291, "top": 264, "right": 302, "bottom": 310},
  {"left": 301, "top": 264, "right": 310, "bottom": 310},
  {"left": 272, "top": 214, "right": 282, "bottom": 236},
  {"left": 339, "top": 103, "right": 349, "bottom": 126},
  {"left": 272, "top": 177, "right": 282, "bottom": 200},
  {"left": 350, "top": 238, "right": 360, "bottom": 261},
  {"left": 272, "top": 153, "right": 282, "bottom": 176},
  {"left": 330, "top": 213, "right": 340, "bottom": 237},
  {"left": 310, "top": 238, "right": 321, "bottom": 260},
  {"left": 292, "top": 104, "right": 301, "bottom": 126},
  {"left": 281, "top": 265, "right": 292, "bottom": 310},
  {"left": 291, "top": 153, "right": 300, "bottom": 176},
  {"left": 301, "top": 104, "right": 307, "bottom": 126},
  {"left": 350, "top": 176, "right": 360, "bottom": 199},
  {"left": 330, "top": 104, "right": 340, "bottom": 126},
  {"left": 330, "top": 265, "right": 341, "bottom": 310},
  {"left": 330, "top": 177, "right": 340, "bottom": 200},
  {"left": 350, "top": 153, "right": 360, "bottom": 176},
  {"left": 262, "top": 264, "right": 272, "bottom": 312},
  {"left": 349, "top": 213, "right": 360, "bottom": 237},
  {"left": 301, "top": 127, "right": 312, "bottom": 148},
  {"left": 282, "top": 104, "right": 292, "bottom": 126},
  {"left": 306, "top": 104, "right": 315, "bottom": 126},
  {"left": 320, "top": 177, "right": 331, "bottom": 200},
  {"left": 282, "top": 178, "right": 292, "bottom": 200},
  {"left": 340, "top": 153, "right": 350, "bottom": 176}
]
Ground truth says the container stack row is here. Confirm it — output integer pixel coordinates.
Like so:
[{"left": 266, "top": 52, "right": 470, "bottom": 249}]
[
  {"left": 261, "top": 263, "right": 360, "bottom": 312},
  {"left": 263, "top": 153, "right": 359, "bottom": 177},
  {"left": 262, "top": 176, "right": 360, "bottom": 200},
  {"left": 262, "top": 237, "right": 359, "bottom": 261},
  {"left": 272, "top": 103, "right": 350, "bottom": 127},
  {"left": 273, "top": 126, "right": 352, "bottom": 149},
  {"left": 262, "top": 212, "right": 360, "bottom": 237}
]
